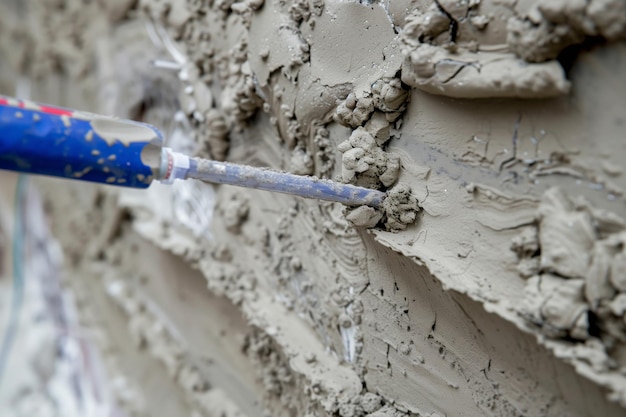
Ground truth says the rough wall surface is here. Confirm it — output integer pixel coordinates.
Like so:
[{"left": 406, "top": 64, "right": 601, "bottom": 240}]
[{"left": 1, "top": 0, "right": 626, "bottom": 416}]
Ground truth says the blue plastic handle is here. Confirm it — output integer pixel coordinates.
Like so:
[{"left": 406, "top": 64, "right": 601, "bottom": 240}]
[{"left": 0, "top": 96, "right": 164, "bottom": 188}]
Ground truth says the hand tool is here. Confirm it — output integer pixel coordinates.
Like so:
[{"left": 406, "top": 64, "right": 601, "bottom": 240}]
[{"left": 0, "top": 96, "right": 386, "bottom": 207}]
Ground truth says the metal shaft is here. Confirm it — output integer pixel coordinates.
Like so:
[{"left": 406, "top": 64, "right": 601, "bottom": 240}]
[{"left": 186, "top": 156, "right": 386, "bottom": 208}]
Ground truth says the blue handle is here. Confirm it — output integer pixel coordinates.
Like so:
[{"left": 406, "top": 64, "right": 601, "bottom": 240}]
[{"left": 0, "top": 96, "right": 164, "bottom": 188}]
